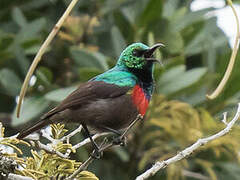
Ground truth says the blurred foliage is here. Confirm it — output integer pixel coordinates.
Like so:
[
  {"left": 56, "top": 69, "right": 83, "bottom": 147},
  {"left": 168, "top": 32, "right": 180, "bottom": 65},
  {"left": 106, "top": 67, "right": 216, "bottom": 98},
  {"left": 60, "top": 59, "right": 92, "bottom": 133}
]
[
  {"left": 0, "top": 0, "right": 240, "bottom": 179},
  {"left": 139, "top": 96, "right": 240, "bottom": 180}
]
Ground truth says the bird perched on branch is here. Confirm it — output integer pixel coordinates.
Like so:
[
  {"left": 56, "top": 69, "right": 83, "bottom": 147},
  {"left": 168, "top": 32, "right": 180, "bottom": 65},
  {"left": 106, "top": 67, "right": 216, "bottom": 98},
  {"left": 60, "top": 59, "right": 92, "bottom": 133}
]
[{"left": 17, "top": 42, "right": 163, "bottom": 157}]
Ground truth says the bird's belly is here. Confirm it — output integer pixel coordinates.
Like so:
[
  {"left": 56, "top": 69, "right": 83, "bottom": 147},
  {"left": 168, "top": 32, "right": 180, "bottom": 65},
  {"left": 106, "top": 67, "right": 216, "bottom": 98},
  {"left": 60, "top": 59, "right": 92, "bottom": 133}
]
[{"left": 71, "top": 95, "right": 139, "bottom": 132}]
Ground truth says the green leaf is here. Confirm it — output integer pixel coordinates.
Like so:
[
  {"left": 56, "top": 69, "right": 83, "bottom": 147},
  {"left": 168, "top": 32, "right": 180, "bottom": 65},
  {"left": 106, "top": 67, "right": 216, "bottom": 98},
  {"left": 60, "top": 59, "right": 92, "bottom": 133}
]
[
  {"left": 13, "top": 18, "right": 46, "bottom": 45},
  {"left": 158, "top": 65, "right": 185, "bottom": 85},
  {"left": 44, "top": 86, "right": 77, "bottom": 102},
  {"left": 0, "top": 31, "right": 14, "bottom": 52},
  {"left": 101, "top": 0, "right": 141, "bottom": 16},
  {"left": 217, "top": 163, "right": 240, "bottom": 180},
  {"left": 113, "top": 147, "right": 129, "bottom": 162},
  {"left": 185, "top": 17, "right": 228, "bottom": 56},
  {"left": 162, "top": 0, "right": 179, "bottom": 19},
  {"left": 158, "top": 66, "right": 207, "bottom": 95},
  {"left": 138, "top": 0, "right": 163, "bottom": 26},
  {"left": 11, "top": 97, "right": 50, "bottom": 126},
  {"left": 163, "top": 30, "right": 184, "bottom": 54},
  {"left": 121, "top": 0, "right": 148, "bottom": 24},
  {"left": 36, "top": 66, "right": 53, "bottom": 86},
  {"left": 184, "top": 87, "right": 208, "bottom": 106},
  {"left": 12, "top": 46, "right": 30, "bottom": 74},
  {"left": 0, "top": 68, "right": 22, "bottom": 96},
  {"left": 171, "top": 9, "right": 212, "bottom": 33},
  {"left": 11, "top": 7, "right": 27, "bottom": 28},
  {"left": 78, "top": 67, "right": 102, "bottom": 82},
  {"left": 24, "top": 44, "right": 41, "bottom": 55},
  {"left": 70, "top": 47, "right": 108, "bottom": 71},
  {"left": 111, "top": 26, "right": 127, "bottom": 57},
  {"left": 21, "top": 0, "right": 50, "bottom": 11},
  {"left": 78, "top": 171, "right": 99, "bottom": 180}
]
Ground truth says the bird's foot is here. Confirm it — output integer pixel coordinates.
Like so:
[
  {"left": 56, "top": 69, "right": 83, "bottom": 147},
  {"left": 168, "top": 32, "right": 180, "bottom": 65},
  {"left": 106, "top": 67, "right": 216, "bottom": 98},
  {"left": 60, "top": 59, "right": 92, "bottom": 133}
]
[
  {"left": 90, "top": 149, "right": 103, "bottom": 159},
  {"left": 112, "top": 136, "right": 126, "bottom": 146},
  {"left": 90, "top": 137, "right": 108, "bottom": 159}
]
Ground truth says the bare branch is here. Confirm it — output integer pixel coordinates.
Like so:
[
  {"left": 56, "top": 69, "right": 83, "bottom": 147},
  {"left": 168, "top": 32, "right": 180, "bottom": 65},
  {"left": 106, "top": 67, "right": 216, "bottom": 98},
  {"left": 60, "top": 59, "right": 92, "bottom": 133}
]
[
  {"left": 41, "top": 130, "right": 57, "bottom": 143},
  {"left": 72, "top": 132, "right": 108, "bottom": 150},
  {"left": 135, "top": 103, "right": 240, "bottom": 180},
  {"left": 66, "top": 138, "right": 109, "bottom": 180},
  {"left": 8, "top": 173, "right": 33, "bottom": 180},
  {"left": 35, "top": 141, "right": 69, "bottom": 159},
  {"left": 61, "top": 125, "right": 83, "bottom": 143}
]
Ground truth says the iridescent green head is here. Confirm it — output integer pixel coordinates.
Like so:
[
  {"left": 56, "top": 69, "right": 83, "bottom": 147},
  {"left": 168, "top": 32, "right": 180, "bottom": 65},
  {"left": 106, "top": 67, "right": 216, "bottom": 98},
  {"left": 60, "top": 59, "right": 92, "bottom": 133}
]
[{"left": 117, "top": 42, "right": 163, "bottom": 70}]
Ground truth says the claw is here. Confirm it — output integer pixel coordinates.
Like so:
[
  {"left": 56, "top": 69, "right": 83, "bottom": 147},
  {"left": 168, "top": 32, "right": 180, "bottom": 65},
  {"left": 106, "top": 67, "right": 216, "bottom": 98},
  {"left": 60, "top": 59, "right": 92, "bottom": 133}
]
[
  {"left": 91, "top": 150, "right": 103, "bottom": 159},
  {"left": 112, "top": 136, "right": 126, "bottom": 146}
]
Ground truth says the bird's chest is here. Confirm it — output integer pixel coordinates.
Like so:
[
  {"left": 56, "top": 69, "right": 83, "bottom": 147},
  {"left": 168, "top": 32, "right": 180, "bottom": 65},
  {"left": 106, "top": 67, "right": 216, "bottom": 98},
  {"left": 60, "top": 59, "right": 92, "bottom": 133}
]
[{"left": 131, "top": 85, "right": 150, "bottom": 116}]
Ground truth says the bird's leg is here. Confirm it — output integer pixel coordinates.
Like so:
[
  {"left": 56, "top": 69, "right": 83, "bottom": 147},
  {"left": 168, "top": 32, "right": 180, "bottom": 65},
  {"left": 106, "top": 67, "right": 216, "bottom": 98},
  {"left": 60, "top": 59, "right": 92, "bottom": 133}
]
[
  {"left": 112, "top": 135, "right": 126, "bottom": 146},
  {"left": 82, "top": 123, "right": 102, "bottom": 159},
  {"left": 101, "top": 126, "right": 125, "bottom": 146},
  {"left": 112, "top": 114, "right": 143, "bottom": 146},
  {"left": 100, "top": 126, "right": 121, "bottom": 136}
]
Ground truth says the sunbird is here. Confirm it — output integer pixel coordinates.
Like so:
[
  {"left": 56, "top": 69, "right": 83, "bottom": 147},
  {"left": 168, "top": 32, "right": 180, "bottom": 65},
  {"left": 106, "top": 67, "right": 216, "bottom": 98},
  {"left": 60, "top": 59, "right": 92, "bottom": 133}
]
[{"left": 17, "top": 42, "right": 163, "bottom": 157}]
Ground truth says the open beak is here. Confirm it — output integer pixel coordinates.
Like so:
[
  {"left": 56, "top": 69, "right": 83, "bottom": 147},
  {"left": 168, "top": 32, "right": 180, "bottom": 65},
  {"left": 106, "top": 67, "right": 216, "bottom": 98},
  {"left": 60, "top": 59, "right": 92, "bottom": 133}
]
[{"left": 144, "top": 43, "right": 165, "bottom": 65}]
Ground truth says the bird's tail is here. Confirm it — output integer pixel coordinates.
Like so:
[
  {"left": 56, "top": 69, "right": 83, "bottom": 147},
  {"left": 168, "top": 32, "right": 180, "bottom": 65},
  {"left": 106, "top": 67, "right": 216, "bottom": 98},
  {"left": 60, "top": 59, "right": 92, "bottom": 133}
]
[{"left": 17, "top": 119, "right": 50, "bottom": 139}]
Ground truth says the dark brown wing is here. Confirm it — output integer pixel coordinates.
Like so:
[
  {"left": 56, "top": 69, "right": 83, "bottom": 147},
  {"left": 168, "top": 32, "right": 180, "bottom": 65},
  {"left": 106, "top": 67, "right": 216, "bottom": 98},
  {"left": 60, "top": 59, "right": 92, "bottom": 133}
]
[
  {"left": 17, "top": 81, "right": 132, "bottom": 139},
  {"left": 41, "top": 81, "right": 131, "bottom": 120}
]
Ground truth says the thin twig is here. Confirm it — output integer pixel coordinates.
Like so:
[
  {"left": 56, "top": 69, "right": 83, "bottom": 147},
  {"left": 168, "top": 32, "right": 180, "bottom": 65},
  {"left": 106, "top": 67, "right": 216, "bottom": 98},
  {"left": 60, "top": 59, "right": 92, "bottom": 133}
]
[
  {"left": 36, "top": 141, "right": 69, "bottom": 158},
  {"left": 206, "top": 0, "right": 240, "bottom": 99},
  {"left": 61, "top": 125, "right": 83, "bottom": 143},
  {"left": 120, "top": 114, "right": 143, "bottom": 139},
  {"left": 41, "top": 129, "right": 58, "bottom": 143},
  {"left": 66, "top": 138, "right": 108, "bottom": 180},
  {"left": 72, "top": 132, "right": 108, "bottom": 150},
  {"left": 62, "top": 132, "right": 109, "bottom": 157},
  {"left": 67, "top": 139, "right": 115, "bottom": 180},
  {"left": 135, "top": 103, "right": 240, "bottom": 180},
  {"left": 16, "top": 0, "right": 80, "bottom": 117}
]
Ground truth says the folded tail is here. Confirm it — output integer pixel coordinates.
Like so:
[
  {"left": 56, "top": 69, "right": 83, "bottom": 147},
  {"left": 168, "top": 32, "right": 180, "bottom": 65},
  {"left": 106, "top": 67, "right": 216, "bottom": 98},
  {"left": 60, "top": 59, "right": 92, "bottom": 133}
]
[{"left": 17, "top": 119, "right": 50, "bottom": 139}]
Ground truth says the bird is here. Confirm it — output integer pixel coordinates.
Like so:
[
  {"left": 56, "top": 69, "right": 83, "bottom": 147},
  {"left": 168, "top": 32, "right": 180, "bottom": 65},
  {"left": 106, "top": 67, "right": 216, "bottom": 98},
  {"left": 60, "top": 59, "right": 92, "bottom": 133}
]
[{"left": 17, "top": 42, "right": 163, "bottom": 156}]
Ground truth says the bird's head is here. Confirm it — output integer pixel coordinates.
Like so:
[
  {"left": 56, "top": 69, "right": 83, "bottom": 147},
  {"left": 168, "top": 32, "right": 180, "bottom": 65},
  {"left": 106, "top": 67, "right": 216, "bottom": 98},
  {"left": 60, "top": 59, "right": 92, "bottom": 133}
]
[{"left": 117, "top": 42, "right": 164, "bottom": 70}]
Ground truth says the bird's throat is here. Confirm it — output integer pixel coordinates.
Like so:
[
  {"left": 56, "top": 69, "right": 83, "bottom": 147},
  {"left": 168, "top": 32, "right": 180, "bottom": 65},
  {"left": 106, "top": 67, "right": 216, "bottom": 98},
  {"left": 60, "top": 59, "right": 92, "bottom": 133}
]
[{"left": 129, "top": 63, "right": 154, "bottom": 84}]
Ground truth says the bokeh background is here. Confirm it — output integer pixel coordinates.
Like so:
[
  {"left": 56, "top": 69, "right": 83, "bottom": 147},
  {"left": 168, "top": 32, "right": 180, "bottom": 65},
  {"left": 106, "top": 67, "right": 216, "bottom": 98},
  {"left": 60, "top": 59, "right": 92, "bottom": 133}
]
[{"left": 1, "top": 0, "right": 240, "bottom": 179}]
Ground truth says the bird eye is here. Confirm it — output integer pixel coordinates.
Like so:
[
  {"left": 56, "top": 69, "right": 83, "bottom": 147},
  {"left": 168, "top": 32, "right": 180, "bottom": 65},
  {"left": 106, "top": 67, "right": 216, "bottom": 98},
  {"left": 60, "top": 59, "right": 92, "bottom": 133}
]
[{"left": 133, "top": 49, "right": 143, "bottom": 57}]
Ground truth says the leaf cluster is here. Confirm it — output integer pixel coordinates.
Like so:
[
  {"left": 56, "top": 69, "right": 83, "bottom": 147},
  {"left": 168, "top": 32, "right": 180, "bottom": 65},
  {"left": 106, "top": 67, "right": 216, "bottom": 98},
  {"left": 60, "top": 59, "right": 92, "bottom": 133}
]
[
  {"left": 138, "top": 96, "right": 240, "bottom": 179},
  {"left": 0, "top": 122, "right": 98, "bottom": 180}
]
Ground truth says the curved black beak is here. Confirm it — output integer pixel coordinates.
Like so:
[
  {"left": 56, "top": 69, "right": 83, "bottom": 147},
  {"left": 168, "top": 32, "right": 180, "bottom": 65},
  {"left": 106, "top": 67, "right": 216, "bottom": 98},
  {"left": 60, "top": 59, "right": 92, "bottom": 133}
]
[{"left": 144, "top": 43, "right": 164, "bottom": 65}]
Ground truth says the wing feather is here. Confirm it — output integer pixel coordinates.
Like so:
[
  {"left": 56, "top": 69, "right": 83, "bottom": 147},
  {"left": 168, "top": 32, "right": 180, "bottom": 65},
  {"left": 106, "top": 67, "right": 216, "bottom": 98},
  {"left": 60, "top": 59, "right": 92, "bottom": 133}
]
[{"left": 41, "top": 81, "right": 131, "bottom": 119}]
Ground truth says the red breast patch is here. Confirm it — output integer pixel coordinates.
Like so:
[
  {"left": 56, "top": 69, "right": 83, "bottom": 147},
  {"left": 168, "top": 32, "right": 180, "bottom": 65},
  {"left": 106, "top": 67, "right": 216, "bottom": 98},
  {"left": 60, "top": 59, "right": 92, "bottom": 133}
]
[{"left": 131, "top": 85, "right": 149, "bottom": 116}]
